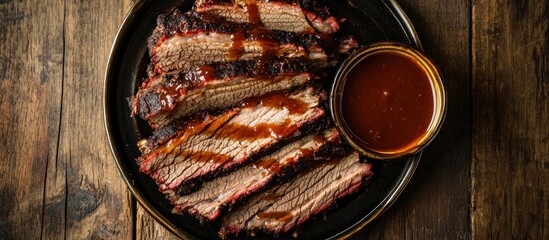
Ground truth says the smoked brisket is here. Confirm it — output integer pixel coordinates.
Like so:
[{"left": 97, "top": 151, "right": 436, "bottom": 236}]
[
  {"left": 137, "top": 87, "right": 326, "bottom": 195},
  {"left": 219, "top": 152, "right": 373, "bottom": 238},
  {"left": 168, "top": 128, "right": 341, "bottom": 221}
]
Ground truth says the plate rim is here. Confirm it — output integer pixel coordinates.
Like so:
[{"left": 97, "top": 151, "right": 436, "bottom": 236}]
[{"left": 103, "top": 0, "right": 423, "bottom": 239}]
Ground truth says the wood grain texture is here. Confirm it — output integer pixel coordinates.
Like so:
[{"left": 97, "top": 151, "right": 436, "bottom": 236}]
[
  {"left": 52, "top": 0, "right": 136, "bottom": 238},
  {"left": 0, "top": 0, "right": 136, "bottom": 239},
  {"left": 136, "top": 206, "right": 180, "bottom": 240},
  {"left": 0, "top": 0, "right": 64, "bottom": 239},
  {"left": 471, "top": 0, "right": 549, "bottom": 239},
  {"left": 353, "top": 0, "right": 472, "bottom": 239}
]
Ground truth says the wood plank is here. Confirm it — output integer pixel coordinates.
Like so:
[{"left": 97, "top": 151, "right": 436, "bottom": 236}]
[
  {"left": 0, "top": 0, "right": 64, "bottom": 239},
  {"left": 471, "top": 0, "right": 549, "bottom": 239},
  {"left": 136, "top": 206, "right": 180, "bottom": 240},
  {"left": 39, "top": 0, "right": 136, "bottom": 239},
  {"left": 355, "top": 0, "right": 472, "bottom": 239}
]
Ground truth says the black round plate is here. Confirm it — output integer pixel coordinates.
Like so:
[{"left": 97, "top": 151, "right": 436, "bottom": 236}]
[{"left": 104, "top": 0, "right": 422, "bottom": 239}]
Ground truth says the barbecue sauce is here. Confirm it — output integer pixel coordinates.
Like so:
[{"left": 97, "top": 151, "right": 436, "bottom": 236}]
[
  {"left": 244, "top": 0, "right": 262, "bottom": 25},
  {"left": 258, "top": 92, "right": 309, "bottom": 115},
  {"left": 193, "top": 65, "right": 217, "bottom": 83},
  {"left": 228, "top": 0, "right": 281, "bottom": 65},
  {"left": 248, "top": 27, "right": 274, "bottom": 42},
  {"left": 299, "top": 147, "right": 315, "bottom": 158},
  {"left": 341, "top": 50, "right": 435, "bottom": 153},
  {"left": 253, "top": 143, "right": 319, "bottom": 174},
  {"left": 155, "top": 112, "right": 236, "bottom": 154},
  {"left": 221, "top": 119, "right": 298, "bottom": 141},
  {"left": 257, "top": 211, "right": 293, "bottom": 221},
  {"left": 249, "top": 27, "right": 278, "bottom": 63},
  {"left": 253, "top": 158, "right": 285, "bottom": 176},
  {"left": 208, "top": 93, "right": 307, "bottom": 141},
  {"left": 173, "top": 149, "right": 231, "bottom": 164},
  {"left": 154, "top": 65, "right": 218, "bottom": 116},
  {"left": 228, "top": 29, "right": 246, "bottom": 60},
  {"left": 242, "top": 91, "right": 309, "bottom": 115},
  {"left": 157, "top": 85, "right": 179, "bottom": 113}
]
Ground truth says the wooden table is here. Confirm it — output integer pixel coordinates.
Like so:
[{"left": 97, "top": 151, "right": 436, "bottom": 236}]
[{"left": 1, "top": 0, "right": 547, "bottom": 239}]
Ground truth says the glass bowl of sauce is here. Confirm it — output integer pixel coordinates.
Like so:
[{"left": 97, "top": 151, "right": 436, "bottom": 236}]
[{"left": 330, "top": 42, "right": 446, "bottom": 160}]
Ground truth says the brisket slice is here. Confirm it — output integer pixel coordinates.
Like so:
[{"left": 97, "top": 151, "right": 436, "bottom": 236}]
[
  {"left": 149, "top": 10, "right": 331, "bottom": 53},
  {"left": 219, "top": 152, "right": 373, "bottom": 238},
  {"left": 137, "top": 87, "right": 325, "bottom": 194},
  {"left": 194, "top": 0, "right": 339, "bottom": 34},
  {"left": 148, "top": 11, "right": 352, "bottom": 75},
  {"left": 130, "top": 58, "right": 315, "bottom": 129},
  {"left": 151, "top": 31, "right": 314, "bottom": 75},
  {"left": 167, "top": 128, "right": 340, "bottom": 221}
]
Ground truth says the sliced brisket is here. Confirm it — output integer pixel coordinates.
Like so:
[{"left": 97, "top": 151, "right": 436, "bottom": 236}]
[
  {"left": 219, "top": 151, "right": 373, "bottom": 238},
  {"left": 137, "top": 87, "right": 326, "bottom": 195},
  {"left": 194, "top": 0, "right": 339, "bottom": 34},
  {"left": 129, "top": 0, "right": 369, "bottom": 235},
  {"left": 167, "top": 128, "right": 340, "bottom": 221},
  {"left": 130, "top": 58, "right": 315, "bottom": 129},
  {"left": 148, "top": 10, "right": 353, "bottom": 74}
]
